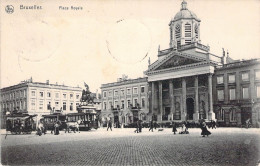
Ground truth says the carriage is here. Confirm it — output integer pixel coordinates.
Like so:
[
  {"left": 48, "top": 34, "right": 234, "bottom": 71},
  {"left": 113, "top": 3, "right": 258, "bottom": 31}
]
[{"left": 5, "top": 114, "right": 37, "bottom": 135}]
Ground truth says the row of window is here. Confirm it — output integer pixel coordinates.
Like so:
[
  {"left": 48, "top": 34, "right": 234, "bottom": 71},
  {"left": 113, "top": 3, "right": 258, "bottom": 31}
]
[
  {"left": 31, "top": 99, "right": 80, "bottom": 111},
  {"left": 103, "top": 86, "right": 145, "bottom": 98},
  {"left": 103, "top": 98, "right": 146, "bottom": 110},
  {"left": 217, "top": 86, "right": 260, "bottom": 101},
  {"left": 1, "top": 100, "right": 27, "bottom": 111},
  {"left": 1, "top": 89, "right": 27, "bottom": 100},
  {"left": 30, "top": 91, "right": 80, "bottom": 100},
  {"left": 216, "top": 70, "right": 260, "bottom": 84},
  {"left": 217, "top": 108, "right": 236, "bottom": 122}
]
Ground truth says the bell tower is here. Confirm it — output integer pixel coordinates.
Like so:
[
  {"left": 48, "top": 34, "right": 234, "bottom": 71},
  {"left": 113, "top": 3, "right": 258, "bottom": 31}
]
[{"left": 169, "top": 0, "right": 201, "bottom": 48}]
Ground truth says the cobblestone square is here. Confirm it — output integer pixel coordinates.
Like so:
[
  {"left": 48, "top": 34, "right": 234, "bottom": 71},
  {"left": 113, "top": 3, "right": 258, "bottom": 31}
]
[{"left": 1, "top": 127, "right": 260, "bottom": 166}]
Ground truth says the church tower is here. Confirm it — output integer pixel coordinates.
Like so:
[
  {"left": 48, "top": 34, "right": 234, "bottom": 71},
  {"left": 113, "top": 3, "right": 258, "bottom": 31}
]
[{"left": 169, "top": 0, "right": 201, "bottom": 48}]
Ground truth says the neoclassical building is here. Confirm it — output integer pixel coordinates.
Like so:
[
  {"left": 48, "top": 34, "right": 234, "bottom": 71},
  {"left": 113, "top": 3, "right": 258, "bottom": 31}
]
[
  {"left": 101, "top": 77, "right": 148, "bottom": 126},
  {"left": 100, "top": 1, "right": 260, "bottom": 127},
  {"left": 0, "top": 78, "right": 82, "bottom": 116}
]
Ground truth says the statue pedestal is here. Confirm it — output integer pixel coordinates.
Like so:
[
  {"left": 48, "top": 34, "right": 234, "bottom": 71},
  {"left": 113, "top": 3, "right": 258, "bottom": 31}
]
[{"left": 78, "top": 104, "right": 96, "bottom": 114}]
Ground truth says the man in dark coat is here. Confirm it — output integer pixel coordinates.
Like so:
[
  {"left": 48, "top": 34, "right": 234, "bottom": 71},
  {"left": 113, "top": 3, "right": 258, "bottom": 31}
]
[
  {"left": 107, "top": 120, "right": 112, "bottom": 131},
  {"left": 172, "top": 122, "right": 177, "bottom": 134},
  {"left": 138, "top": 121, "right": 142, "bottom": 133},
  {"left": 149, "top": 120, "right": 154, "bottom": 132},
  {"left": 134, "top": 121, "right": 139, "bottom": 133}
]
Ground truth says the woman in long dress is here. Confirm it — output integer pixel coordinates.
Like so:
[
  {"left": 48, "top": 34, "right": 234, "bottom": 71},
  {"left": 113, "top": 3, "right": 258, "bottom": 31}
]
[{"left": 201, "top": 122, "right": 211, "bottom": 137}]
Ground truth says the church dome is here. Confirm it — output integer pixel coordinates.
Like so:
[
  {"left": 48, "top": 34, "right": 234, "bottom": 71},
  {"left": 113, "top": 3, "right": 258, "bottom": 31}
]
[{"left": 172, "top": 1, "right": 200, "bottom": 21}]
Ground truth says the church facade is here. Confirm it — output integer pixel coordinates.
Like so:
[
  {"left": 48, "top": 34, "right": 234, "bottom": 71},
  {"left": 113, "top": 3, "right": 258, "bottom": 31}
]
[{"left": 100, "top": 1, "right": 260, "bottom": 127}]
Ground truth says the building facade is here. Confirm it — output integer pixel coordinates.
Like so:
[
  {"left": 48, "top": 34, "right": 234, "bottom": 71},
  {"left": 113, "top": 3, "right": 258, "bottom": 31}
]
[
  {"left": 213, "top": 60, "right": 260, "bottom": 127},
  {"left": 100, "top": 1, "right": 260, "bottom": 127},
  {"left": 100, "top": 77, "right": 148, "bottom": 126},
  {"left": 0, "top": 79, "right": 82, "bottom": 117}
]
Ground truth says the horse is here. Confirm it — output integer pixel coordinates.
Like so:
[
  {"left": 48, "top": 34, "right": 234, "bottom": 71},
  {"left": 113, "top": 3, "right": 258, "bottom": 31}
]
[{"left": 65, "top": 120, "right": 82, "bottom": 133}]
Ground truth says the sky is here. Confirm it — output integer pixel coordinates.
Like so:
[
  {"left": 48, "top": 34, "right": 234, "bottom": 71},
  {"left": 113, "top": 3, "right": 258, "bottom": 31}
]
[{"left": 1, "top": 0, "right": 260, "bottom": 92}]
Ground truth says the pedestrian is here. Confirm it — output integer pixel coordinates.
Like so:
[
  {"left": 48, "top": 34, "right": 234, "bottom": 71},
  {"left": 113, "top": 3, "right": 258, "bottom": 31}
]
[
  {"left": 201, "top": 122, "right": 211, "bottom": 137},
  {"left": 134, "top": 121, "right": 139, "bottom": 133},
  {"left": 179, "top": 123, "right": 188, "bottom": 134},
  {"left": 139, "top": 121, "right": 142, "bottom": 133},
  {"left": 154, "top": 121, "right": 157, "bottom": 130},
  {"left": 149, "top": 120, "right": 154, "bottom": 132},
  {"left": 211, "top": 120, "right": 216, "bottom": 129},
  {"left": 172, "top": 122, "right": 177, "bottom": 134},
  {"left": 107, "top": 120, "right": 112, "bottom": 131},
  {"left": 54, "top": 121, "right": 60, "bottom": 135},
  {"left": 245, "top": 118, "right": 251, "bottom": 129}
]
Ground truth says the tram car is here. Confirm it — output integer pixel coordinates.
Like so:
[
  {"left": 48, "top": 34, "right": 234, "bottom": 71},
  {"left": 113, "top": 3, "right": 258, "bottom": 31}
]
[
  {"left": 5, "top": 113, "right": 37, "bottom": 135},
  {"left": 66, "top": 112, "right": 98, "bottom": 131},
  {"left": 42, "top": 113, "right": 67, "bottom": 130},
  {"left": 42, "top": 111, "right": 98, "bottom": 131}
]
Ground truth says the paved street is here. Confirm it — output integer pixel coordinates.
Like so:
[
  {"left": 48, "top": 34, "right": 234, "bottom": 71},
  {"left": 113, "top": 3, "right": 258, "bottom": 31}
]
[{"left": 1, "top": 127, "right": 260, "bottom": 166}]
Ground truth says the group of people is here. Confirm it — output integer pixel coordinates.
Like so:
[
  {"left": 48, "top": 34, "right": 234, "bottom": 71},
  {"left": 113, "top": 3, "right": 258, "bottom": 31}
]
[
  {"left": 106, "top": 118, "right": 216, "bottom": 138},
  {"left": 37, "top": 120, "right": 60, "bottom": 136},
  {"left": 172, "top": 121, "right": 213, "bottom": 137}
]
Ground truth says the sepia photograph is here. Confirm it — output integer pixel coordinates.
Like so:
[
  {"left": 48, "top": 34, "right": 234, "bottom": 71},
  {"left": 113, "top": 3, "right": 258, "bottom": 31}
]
[{"left": 1, "top": 0, "right": 260, "bottom": 165}]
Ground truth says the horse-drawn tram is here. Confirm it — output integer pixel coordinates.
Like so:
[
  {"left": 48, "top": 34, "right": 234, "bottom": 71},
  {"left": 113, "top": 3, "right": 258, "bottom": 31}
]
[
  {"left": 5, "top": 113, "right": 37, "bottom": 135},
  {"left": 42, "top": 111, "right": 98, "bottom": 131},
  {"left": 66, "top": 112, "right": 98, "bottom": 130}
]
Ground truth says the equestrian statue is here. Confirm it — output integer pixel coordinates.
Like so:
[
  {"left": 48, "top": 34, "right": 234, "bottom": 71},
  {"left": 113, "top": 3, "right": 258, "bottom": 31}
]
[{"left": 80, "top": 82, "right": 94, "bottom": 105}]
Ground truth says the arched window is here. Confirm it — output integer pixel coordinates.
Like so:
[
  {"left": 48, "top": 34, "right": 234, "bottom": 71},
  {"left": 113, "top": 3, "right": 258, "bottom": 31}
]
[
  {"left": 195, "top": 25, "right": 199, "bottom": 39},
  {"left": 230, "top": 108, "right": 236, "bottom": 122}
]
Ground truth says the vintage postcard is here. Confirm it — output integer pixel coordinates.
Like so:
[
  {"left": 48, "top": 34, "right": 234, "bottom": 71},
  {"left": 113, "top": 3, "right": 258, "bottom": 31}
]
[{"left": 1, "top": 0, "right": 260, "bottom": 165}]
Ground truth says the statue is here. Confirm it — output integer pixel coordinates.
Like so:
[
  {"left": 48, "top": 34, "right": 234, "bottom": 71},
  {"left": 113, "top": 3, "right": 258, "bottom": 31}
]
[{"left": 80, "top": 82, "right": 94, "bottom": 104}]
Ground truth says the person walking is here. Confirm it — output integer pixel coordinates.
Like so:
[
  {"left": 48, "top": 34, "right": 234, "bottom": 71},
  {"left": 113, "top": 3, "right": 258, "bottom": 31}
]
[
  {"left": 139, "top": 120, "right": 142, "bottom": 133},
  {"left": 201, "top": 122, "right": 211, "bottom": 137},
  {"left": 154, "top": 121, "right": 157, "bottom": 130},
  {"left": 107, "top": 120, "right": 112, "bottom": 131},
  {"left": 246, "top": 118, "right": 251, "bottom": 129},
  {"left": 134, "top": 121, "right": 139, "bottom": 133},
  {"left": 172, "top": 122, "right": 177, "bottom": 134},
  {"left": 54, "top": 121, "right": 60, "bottom": 135},
  {"left": 149, "top": 120, "right": 154, "bottom": 132},
  {"left": 211, "top": 120, "right": 216, "bottom": 129}
]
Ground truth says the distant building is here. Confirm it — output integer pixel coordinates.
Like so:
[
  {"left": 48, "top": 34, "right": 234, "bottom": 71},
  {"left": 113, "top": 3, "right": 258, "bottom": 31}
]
[
  {"left": 100, "top": 1, "right": 260, "bottom": 127},
  {"left": 100, "top": 77, "right": 148, "bottom": 126},
  {"left": 213, "top": 59, "right": 260, "bottom": 127},
  {"left": 0, "top": 78, "right": 82, "bottom": 119}
]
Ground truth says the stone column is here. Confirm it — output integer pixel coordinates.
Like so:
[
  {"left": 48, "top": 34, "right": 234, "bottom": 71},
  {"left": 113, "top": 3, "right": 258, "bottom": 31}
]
[
  {"left": 208, "top": 74, "right": 215, "bottom": 120},
  {"left": 181, "top": 78, "right": 187, "bottom": 121},
  {"left": 151, "top": 82, "right": 155, "bottom": 116},
  {"left": 169, "top": 80, "right": 174, "bottom": 121},
  {"left": 194, "top": 76, "right": 199, "bottom": 121},
  {"left": 159, "top": 81, "right": 163, "bottom": 122}
]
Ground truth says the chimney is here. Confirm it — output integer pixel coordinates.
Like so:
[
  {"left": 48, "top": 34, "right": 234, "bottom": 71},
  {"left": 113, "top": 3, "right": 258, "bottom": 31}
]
[
  {"left": 46, "top": 80, "right": 49, "bottom": 85},
  {"left": 96, "top": 89, "right": 98, "bottom": 99}
]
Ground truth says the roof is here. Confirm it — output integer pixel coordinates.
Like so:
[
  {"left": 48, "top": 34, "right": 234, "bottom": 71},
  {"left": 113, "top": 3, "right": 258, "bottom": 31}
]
[{"left": 171, "top": 0, "right": 200, "bottom": 22}]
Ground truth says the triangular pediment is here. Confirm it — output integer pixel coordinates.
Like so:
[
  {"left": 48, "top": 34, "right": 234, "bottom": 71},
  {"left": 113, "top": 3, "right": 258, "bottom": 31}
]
[{"left": 154, "top": 55, "right": 201, "bottom": 71}]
